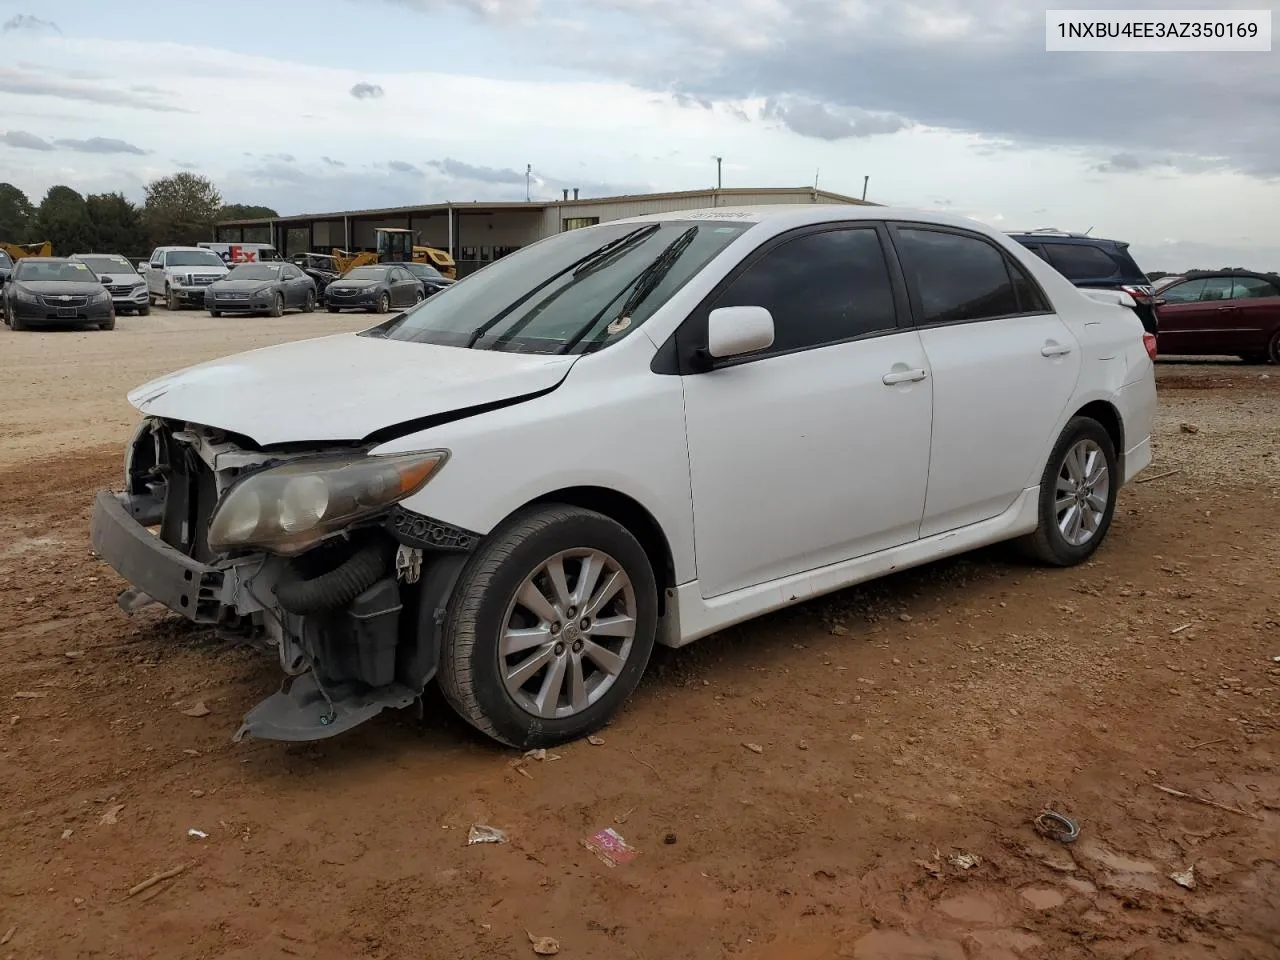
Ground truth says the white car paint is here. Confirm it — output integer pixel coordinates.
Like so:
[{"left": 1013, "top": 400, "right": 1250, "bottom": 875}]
[
  {"left": 131, "top": 333, "right": 578, "bottom": 446},
  {"left": 127, "top": 204, "right": 1156, "bottom": 650}
]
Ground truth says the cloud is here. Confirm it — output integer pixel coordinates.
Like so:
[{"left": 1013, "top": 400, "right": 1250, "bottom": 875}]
[
  {"left": 379, "top": 0, "right": 542, "bottom": 22},
  {"left": 0, "top": 67, "right": 190, "bottom": 113},
  {"left": 350, "top": 82, "right": 385, "bottom": 100},
  {"left": 387, "top": 160, "right": 420, "bottom": 174},
  {"left": 2, "top": 14, "right": 60, "bottom": 34},
  {"left": 761, "top": 96, "right": 910, "bottom": 140},
  {"left": 174, "top": 160, "right": 199, "bottom": 170},
  {"left": 427, "top": 157, "right": 525, "bottom": 184},
  {"left": 548, "top": 0, "right": 1280, "bottom": 178},
  {"left": 265, "top": 152, "right": 296, "bottom": 162},
  {"left": 321, "top": 156, "right": 345, "bottom": 167},
  {"left": 0, "top": 129, "right": 54, "bottom": 151},
  {"left": 53, "top": 136, "right": 148, "bottom": 155}
]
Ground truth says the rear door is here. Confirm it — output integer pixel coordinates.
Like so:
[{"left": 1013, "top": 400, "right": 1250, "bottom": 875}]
[
  {"left": 890, "top": 224, "right": 1083, "bottom": 537},
  {"left": 1229, "top": 276, "right": 1280, "bottom": 357},
  {"left": 391, "top": 267, "right": 418, "bottom": 306}
]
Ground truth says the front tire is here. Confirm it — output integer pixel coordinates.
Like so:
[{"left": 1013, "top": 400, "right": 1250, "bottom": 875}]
[
  {"left": 165, "top": 286, "right": 179, "bottom": 311},
  {"left": 98, "top": 314, "right": 115, "bottom": 331},
  {"left": 374, "top": 292, "right": 390, "bottom": 314},
  {"left": 137, "top": 304, "right": 150, "bottom": 317},
  {"left": 1018, "top": 417, "right": 1118, "bottom": 567},
  {"left": 269, "top": 293, "right": 284, "bottom": 318},
  {"left": 303, "top": 290, "right": 316, "bottom": 313},
  {"left": 1269, "top": 330, "right": 1280, "bottom": 365},
  {"left": 328, "top": 306, "right": 340, "bottom": 314},
  {"left": 439, "top": 505, "right": 659, "bottom": 748}
]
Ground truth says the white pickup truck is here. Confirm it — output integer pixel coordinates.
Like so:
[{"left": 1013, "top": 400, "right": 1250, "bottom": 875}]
[{"left": 140, "top": 246, "right": 229, "bottom": 310}]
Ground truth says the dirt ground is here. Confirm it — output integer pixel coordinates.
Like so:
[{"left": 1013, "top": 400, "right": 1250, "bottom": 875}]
[{"left": 1, "top": 311, "right": 1277, "bottom": 960}]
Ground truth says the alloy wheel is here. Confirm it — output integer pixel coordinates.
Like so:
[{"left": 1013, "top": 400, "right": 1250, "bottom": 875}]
[
  {"left": 1055, "top": 438, "right": 1111, "bottom": 547},
  {"left": 499, "top": 549, "right": 637, "bottom": 719}
]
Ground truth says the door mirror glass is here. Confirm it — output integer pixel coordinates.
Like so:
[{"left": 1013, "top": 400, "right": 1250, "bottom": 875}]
[{"left": 706, "top": 305, "right": 775, "bottom": 359}]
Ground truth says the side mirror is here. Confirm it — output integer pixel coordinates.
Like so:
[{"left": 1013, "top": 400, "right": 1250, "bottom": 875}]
[
  {"left": 706, "top": 305, "right": 774, "bottom": 359},
  {"left": 1153, "top": 298, "right": 1167, "bottom": 307}
]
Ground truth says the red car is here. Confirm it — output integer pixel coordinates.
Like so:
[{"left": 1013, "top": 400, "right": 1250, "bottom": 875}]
[{"left": 1155, "top": 272, "right": 1280, "bottom": 364}]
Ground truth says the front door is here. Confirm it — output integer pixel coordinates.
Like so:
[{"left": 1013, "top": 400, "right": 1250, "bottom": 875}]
[
  {"left": 679, "top": 224, "right": 934, "bottom": 599},
  {"left": 888, "top": 225, "right": 1083, "bottom": 537}
]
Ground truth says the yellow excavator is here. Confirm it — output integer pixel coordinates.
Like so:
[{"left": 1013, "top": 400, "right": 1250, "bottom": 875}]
[
  {"left": 329, "top": 228, "right": 456, "bottom": 279},
  {"left": 1, "top": 240, "right": 53, "bottom": 260}
]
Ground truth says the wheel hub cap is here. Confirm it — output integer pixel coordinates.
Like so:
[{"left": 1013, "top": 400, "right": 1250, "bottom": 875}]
[
  {"left": 1054, "top": 438, "right": 1111, "bottom": 547},
  {"left": 498, "top": 549, "right": 638, "bottom": 720}
]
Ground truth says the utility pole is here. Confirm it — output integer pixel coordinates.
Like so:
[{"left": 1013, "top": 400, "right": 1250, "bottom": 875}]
[
  {"left": 525, "top": 164, "right": 532, "bottom": 203},
  {"left": 862, "top": 175, "right": 869, "bottom": 201},
  {"left": 714, "top": 156, "right": 722, "bottom": 190}
]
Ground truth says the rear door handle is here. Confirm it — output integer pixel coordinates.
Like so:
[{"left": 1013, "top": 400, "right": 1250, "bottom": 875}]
[
  {"left": 882, "top": 368, "right": 928, "bottom": 385},
  {"left": 1041, "top": 342, "right": 1073, "bottom": 357},
  {"left": 1216, "top": 305, "right": 1238, "bottom": 312}
]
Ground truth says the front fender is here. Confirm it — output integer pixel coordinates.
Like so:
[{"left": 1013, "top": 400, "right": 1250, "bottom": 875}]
[{"left": 372, "top": 362, "right": 696, "bottom": 583}]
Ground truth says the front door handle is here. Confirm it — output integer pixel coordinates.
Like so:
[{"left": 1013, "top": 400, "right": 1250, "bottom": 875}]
[
  {"left": 882, "top": 368, "right": 928, "bottom": 385},
  {"left": 1041, "top": 341, "right": 1073, "bottom": 357}
]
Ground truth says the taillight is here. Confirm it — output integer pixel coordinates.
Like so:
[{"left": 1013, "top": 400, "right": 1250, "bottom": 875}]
[
  {"left": 1121, "top": 284, "right": 1153, "bottom": 302},
  {"left": 1143, "top": 332, "right": 1158, "bottom": 360}
]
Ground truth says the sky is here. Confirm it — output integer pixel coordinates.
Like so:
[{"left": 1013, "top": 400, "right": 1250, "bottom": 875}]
[{"left": 0, "top": 0, "right": 1278, "bottom": 272}]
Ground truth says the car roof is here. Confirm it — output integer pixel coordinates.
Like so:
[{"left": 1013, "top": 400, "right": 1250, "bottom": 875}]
[
  {"left": 16, "top": 256, "right": 71, "bottom": 263},
  {"left": 614, "top": 204, "right": 1014, "bottom": 237}
]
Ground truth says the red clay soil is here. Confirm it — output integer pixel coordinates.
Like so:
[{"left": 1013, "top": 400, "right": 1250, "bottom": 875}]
[{"left": 1, "top": 376, "right": 1277, "bottom": 960}]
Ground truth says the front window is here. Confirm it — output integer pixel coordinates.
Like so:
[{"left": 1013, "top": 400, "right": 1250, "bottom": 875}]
[
  {"left": 1160, "top": 278, "right": 1207, "bottom": 303},
  {"left": 77, "top": 255, "right": 137, "bottom": 275},
  {"left": 227, "top": 264, "right": 282, "bottom": 281},
  {"left": 372, "top": 219, "right": 751, "bottom": 354},
  {"left": 0, "top": 251, "right": 12, "bottom": 269},
  {"left": 14, "top": 260, "right": 96, "bottom": 282},
  {"left": 165, "top": 250, "right": 225, "bottom": 268},
  {"left": 345, "top": 267, "right": 389, "bottom": 281}
]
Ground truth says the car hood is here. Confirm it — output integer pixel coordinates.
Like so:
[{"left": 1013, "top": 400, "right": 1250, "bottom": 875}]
[
  {"left": 330, "top": 279, "right": 380, "bottom": 289},
  {"left": 164, "top": 264, "right": 228, "bottom": 276},
  {"left": 210, "top": 278, "right": 278, "bottom": 291},
  {"left": 17, "top": 280, "right": 109, "bottom": 296},
  {"left": 128, "top": 333, "right": 577, "bottom": 446}
]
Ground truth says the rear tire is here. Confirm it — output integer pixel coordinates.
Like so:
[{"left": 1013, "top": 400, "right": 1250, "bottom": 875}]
[
  {"left": 1017, "top": 417, "right": 1119, "bottom": 567},
  {"left": 328, "top": 306, "right": 340, "bottom": 314},
  {"left": 374, "top": 292, "right": 390, "bottom": 314},
  {"left": 1269, "top": 330, "right": 1280, "bottom": 365},
  {"left": 438, "top": 505, "right": 659, "bottom": 748},
  {"left": 209, "top": 310, "right": 221, "bottom": 318}
]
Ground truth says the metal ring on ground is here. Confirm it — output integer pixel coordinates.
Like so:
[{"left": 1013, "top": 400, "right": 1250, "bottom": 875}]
[{"left": 1034, "top": 810, "right": 1080, "bottom": 843}]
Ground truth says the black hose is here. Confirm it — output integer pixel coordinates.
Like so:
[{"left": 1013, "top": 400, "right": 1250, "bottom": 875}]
[{"left": 274, "top": 539, "right": 388, "bottom": 615}]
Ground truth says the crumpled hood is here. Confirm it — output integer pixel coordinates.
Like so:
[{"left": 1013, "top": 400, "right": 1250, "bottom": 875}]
[{"left": 128, "top": 333, "right": 576, "bottom": 446}]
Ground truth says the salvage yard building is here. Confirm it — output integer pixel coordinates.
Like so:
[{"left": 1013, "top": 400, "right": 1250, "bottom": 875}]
[{"left": 214, "top": 186, "right": 875, "bottom": 277}]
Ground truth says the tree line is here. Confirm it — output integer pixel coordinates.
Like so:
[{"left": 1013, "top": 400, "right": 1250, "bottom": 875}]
[{"left": 0, "top": 173, "right": 277, "bottom": 259}]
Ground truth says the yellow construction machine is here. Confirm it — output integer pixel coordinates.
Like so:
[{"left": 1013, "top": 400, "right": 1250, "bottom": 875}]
[
  {"left": 328, "top": 229, "right": 456, "bottom": 279},
  {"left": 1, "top": 240, "right": 53, "bottom": 260}
]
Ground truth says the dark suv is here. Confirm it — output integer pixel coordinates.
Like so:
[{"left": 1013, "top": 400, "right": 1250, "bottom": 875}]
[{"left": 1008, "top": 230, "right": 1156, "bottom": 334}]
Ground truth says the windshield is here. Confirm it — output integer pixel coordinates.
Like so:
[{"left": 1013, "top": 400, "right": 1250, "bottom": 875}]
[
  {"left": 0, "top": 251, "right": 12, "bottom": 268},
  {"left": 227, "top": 264, "right": 282, "bottom": 281},
  {"left": 165, "top": 250, "right": 225, "bottom": 267},
  {"left": 77, "top": 255, "right": 136, "bottom": 275},
  {"left": 15, "top": 260, "right": 97, "bottom": 282},
  {"left": 374, "top": 219, "right": 750, "bottom": 354},
  {"left": 345, "top": 267, "right": 388, "bottom": 281},
  {"left": 404, "top": 262, "right": 444, "bottom": 280}
]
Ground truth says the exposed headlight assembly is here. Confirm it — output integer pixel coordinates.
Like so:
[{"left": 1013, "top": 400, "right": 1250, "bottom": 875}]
[{"left": 207, "top": 450, "right": 448, "bottom": 556}]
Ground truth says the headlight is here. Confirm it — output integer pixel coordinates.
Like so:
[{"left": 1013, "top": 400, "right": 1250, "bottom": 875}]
[
  {"left": 93, "top": 289, "right": 111, "bottom": 303},
  {"left": 14, "top": 287, "right": 39, "bottom": 303},
  {"left": 253, "top": 286, "right": 273, "bottom": 299},
  {"left": 207, "top": 450, "right": 449, "bottom": 555}
]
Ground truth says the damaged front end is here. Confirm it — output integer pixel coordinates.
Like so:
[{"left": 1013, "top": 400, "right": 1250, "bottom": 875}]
[{"left": 90, "top": 417, "right": 475, "bottom": 742}]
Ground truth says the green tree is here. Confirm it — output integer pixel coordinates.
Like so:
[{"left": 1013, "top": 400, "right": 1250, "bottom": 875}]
[
  {"left": 36, "top": 185, "right": 95, "bottom": 256},
  {"left": 218, "top": 203, "right": 278, "bottom": 220},
  {"left": 143, "top": 172, "right": 222, "bottom": 246},
  {"left": 0, "top": 182, "right": 36, "bottom": 240},
  {"left": 86, "top": 192, "right": 148, "bottom": 258}
]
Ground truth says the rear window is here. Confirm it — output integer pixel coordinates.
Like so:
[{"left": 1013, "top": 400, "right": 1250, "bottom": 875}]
[{"left": 1043, "top": 244, "right": 1120, "bottom": 281}]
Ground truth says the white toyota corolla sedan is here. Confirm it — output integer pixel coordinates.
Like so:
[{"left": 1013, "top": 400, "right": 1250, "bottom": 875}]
[{"left": 90, "top": 205, "right": 1157, "bottom": 747}]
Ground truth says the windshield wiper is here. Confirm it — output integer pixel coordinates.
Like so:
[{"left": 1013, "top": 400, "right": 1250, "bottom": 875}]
[
  {"left": 463, "top": 223, "right": 661, "bottom": 350},
  {"left": 559, "top": 226, "right": 699, "bottom": 355}
]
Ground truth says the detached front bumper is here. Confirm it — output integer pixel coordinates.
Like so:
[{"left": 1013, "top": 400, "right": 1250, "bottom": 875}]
[{"left": 89, "top": 490, "right": 225, "bottom": 622}]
